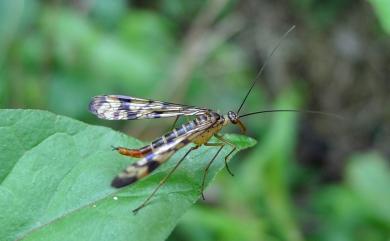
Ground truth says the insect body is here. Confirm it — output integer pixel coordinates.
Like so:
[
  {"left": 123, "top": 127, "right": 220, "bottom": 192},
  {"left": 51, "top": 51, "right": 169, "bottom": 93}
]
[{"left": 89, "top": 95, "right": 243, "bottom": 212}]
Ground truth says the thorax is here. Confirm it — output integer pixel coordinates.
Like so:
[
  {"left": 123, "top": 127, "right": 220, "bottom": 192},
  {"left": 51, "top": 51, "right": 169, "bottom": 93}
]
[{"left": 192, "top": 113, "right": 227, "bottom": 146}]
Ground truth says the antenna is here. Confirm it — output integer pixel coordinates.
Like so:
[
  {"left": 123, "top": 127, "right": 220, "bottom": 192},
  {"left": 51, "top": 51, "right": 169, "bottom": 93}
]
[
  {"left": 239, "top": 109, "right": 344, "bottom": 120},
  {"left": 236, "top": 25, "right": 296, "bottom": 115}
]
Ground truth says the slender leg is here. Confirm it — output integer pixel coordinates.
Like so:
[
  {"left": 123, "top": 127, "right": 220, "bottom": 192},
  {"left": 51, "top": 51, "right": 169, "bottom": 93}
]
[
  {"left": 201, "top": 143, "right": 224, "bottom": 200},
  {"left": 170, "top": 116, "right": 180, "bottom": 130},
  {"left": 214, "top": 134, "right": 237, "bottom": 176},
  {"left": 133, "top": 145, "right": 199, "bottom": 214},
  {"left": 171, "top": 116, "right": 191, "bottom": 130}
]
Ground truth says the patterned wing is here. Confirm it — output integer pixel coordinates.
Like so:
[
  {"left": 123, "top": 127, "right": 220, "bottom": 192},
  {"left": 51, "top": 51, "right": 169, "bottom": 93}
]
[
  {"left": 111, "top": 118, "right": 216, "bottom": 188},
  {"left": 89, "top": 95, "right": 210, "bottom": 120}
]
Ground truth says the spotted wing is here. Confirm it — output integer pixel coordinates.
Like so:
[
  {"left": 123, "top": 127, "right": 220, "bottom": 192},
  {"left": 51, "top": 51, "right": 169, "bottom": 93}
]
[
  {"left": 89, "top": 95, "right": 210, "bottom": 120},
  {"left": 111, "top": 118, "right": 216, "bottom": 188}
]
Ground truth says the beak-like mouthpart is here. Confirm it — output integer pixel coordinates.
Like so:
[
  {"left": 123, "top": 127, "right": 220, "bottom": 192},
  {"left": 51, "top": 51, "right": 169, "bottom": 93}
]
[{"left": 236, "top": 119, "right": 246, "bottom": 134}]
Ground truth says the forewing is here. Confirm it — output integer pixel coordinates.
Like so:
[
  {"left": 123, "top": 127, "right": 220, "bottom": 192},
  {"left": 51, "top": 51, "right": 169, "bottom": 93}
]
[
  {"left": 89, "top": 95, "right": 209, "bottom": 120},
  {"left": 111, "top": 119, "right": 216, "bottom": 187}
]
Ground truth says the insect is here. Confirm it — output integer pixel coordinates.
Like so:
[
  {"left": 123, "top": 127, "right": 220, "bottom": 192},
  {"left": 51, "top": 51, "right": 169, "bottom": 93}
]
[{"left": 89, "top": 26, "right": 338, "bottom": 213}]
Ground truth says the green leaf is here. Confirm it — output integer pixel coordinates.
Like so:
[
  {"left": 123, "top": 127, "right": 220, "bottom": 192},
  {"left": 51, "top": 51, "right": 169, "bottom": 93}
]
[{"left": 0, "top": 109, "right": 256, "bottom": 241}]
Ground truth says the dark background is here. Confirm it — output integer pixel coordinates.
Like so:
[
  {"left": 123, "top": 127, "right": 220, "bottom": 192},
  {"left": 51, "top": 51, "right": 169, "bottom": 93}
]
[{"left": 1, "top": 0, "right": 389, "bottom": 240}]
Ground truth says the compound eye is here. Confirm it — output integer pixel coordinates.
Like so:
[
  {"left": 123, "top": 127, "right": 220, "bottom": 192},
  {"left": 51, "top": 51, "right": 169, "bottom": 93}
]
[{"left": 227, "top": 111, "right": 238, "bottom": 123}]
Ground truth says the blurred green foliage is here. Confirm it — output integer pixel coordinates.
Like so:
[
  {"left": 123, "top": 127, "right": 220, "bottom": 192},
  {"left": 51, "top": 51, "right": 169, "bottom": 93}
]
[
  {"left": 310, "top": 153, "right": 390, "bottom": 241},
  {"left": 0, "top": 0, "right": 389, "bottom": 241},
  {"left": 292, "top": 0, "right": 353, "bottom": 28},
  {"left": 369, "top": 0, "right": 390, "bottom": 34}
]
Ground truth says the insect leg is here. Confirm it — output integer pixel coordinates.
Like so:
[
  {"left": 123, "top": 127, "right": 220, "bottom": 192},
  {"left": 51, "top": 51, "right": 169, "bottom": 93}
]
[
  {"left": 133, "top": 145, "right": 199, "bottom": 214},
  {"left": 201, "top": 143, "right": 224, "bottom": 200},
  {"left": 170, "top": 116, "right": 180, "bottom": 130},
  {"left": 170, "top": 115, "right": 192, "bottom": 130},
  {"left": 214, "top": 134, "right": 237, "bottom": 176}
]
